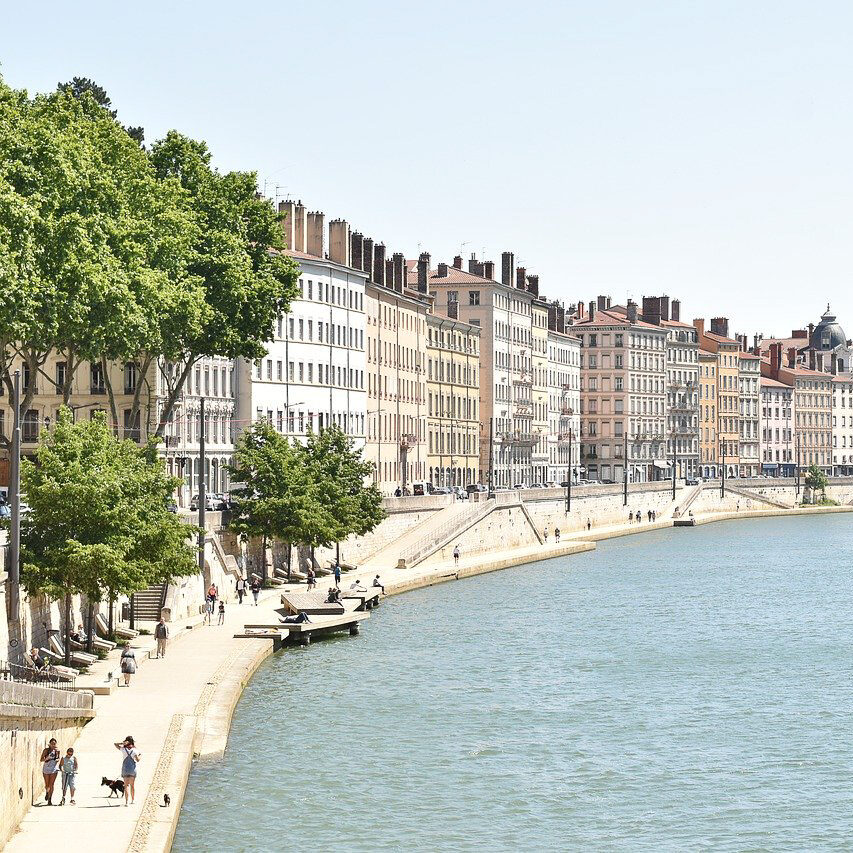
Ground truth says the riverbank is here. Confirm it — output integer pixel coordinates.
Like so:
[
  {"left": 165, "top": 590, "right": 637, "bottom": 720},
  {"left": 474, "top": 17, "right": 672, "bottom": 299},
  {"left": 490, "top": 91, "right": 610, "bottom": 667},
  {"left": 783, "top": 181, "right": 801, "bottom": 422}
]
[{"left": 5, "top": 503, "right": 851, "bottom": 851}]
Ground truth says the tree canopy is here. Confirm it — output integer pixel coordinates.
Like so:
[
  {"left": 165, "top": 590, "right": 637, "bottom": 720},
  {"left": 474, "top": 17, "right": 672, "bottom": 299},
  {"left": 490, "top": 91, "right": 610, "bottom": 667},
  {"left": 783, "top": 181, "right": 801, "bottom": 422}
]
[{"left": 804, "top": 464, "right": 828, "bottom": 497}]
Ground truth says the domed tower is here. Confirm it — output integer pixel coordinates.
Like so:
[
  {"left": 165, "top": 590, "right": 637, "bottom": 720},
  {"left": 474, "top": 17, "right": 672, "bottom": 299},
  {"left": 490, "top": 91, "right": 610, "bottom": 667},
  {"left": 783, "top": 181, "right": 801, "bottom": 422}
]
[{"left": 810, "top": 304, "right": 847, "bottom": 351}]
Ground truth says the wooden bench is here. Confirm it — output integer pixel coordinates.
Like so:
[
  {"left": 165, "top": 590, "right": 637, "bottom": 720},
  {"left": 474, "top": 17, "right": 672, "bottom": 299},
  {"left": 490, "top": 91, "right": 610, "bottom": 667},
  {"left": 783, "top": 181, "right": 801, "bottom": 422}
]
[
  {"left": 280, "top": 592, "right": 345, "bottom": 615},
  {"left": 278, "top": 611, "right": 370, "bottom": 644},
  {"left": 341, "top": 588, "right": 382, "bottom": 610}
]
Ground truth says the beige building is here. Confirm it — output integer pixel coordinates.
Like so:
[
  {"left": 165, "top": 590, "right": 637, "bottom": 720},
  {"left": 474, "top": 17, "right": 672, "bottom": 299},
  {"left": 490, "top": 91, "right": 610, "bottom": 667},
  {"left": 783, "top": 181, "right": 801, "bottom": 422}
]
[
  {"left": 546, "top": 306, "right": 581, "bottom": 484},
  {"left": 425, "top": 312, "right": 480, "bottom": 488},
  {"left": 698, "top": 350, "right": 718, "bottom": 477},
  {"left": 738, "top": 349, "right": 761, "bottom": 477},
  {"left": 531, "top": 295, "right": 550, "bottom": 484}
]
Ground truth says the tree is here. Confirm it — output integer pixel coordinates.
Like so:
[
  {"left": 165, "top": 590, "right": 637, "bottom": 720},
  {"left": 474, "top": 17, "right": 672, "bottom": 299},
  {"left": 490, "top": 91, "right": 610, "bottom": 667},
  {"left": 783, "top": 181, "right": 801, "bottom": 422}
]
[
  {"left": 147, "top": 132, "right": 300, "bottom": 436},
  {"left": 19, "top": 408, "right": 197, "bottom": 663},
  {"left": 57, "top": 76, "right": 145, "bottom": 143},
  {"left": 227, "top": 421, "right": 323, "bottom": 580},
  {"left": 804, "top": 464, "right": 828, "bottom": 501}
]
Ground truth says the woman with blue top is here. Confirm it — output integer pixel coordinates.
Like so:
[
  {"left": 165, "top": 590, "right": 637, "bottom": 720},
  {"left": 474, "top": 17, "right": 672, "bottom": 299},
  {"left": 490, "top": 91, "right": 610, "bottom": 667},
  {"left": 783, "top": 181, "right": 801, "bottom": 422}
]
[
  {"left": 114, "top": 735, "right": 142, "bottom": 805},
  {"left": 59, "top": 747, "right": 78, "bottom": 805}
]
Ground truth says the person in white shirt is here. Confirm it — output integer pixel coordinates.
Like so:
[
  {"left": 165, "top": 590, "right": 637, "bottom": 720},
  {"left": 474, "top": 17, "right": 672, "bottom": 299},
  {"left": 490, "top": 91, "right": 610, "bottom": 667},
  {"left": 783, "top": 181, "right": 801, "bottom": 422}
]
[{"left": 349, "top": 579, "right": 367, "bottom": 592}]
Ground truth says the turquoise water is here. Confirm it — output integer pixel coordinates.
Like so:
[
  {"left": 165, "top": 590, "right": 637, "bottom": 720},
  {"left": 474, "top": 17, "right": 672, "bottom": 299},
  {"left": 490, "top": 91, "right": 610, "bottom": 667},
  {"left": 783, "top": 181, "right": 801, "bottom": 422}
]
[{"left": 173, "top": 515, "right": 853, "bottom": 851}]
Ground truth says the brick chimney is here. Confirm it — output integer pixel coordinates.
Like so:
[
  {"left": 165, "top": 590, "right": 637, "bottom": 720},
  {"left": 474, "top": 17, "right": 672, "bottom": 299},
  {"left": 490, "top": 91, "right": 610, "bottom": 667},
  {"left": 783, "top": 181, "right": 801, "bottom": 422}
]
[
  {"left": 453, "top": 255, "right": 463, "bottom": 269},
  {"left": 362, "top": 237, "right": 374, "bottom": 280},
  {"left": 385, "top": 258, "right": 394, "bottom": 286},
  {"left": 392, "top": 253, "right": 405, "bottom": 293},
  {"left": 329, "top": 219, "right": 351, "bottom": 267},
  {"left": 626, "top": 300, "right": 638, "bottom": 324},
  {"left": 597, "top": 295, "right": 608, "bottom": 311},
  {"left": 417, "top": 253, "right": 430, "bottom": 293},
  {"left": 436, "top": 262, "right": 448, "bottom": 277},
  {"left": 526, "top": 274, "right": 539, "bottom": 297},
  {"left": 671, "top": 299, "right": 681, "bottom": 322},
  {"left": 501, "top": 252, "right": 514, "bottom": 286},
  {"left": 483, "top": 261, "right": 495, "bottom": 280},
  {"left": 642, "top": 296, "right": 661, "bottom": 325},
  {"left": 350, "top": 232, "right": 364, "bottom": 271},
  {"left": 693, "top": 318, "right": 705, "bottom": 337},
  {"left": 710, "top": 317, "right": 729, "bottom": 338},
  {"left": 588, "top": 300, "right": 595, "bottom": 320},
  {"left": 516, "top": 267, "right": 527, "bottom": 290},
  {"left": 792, "top": 329, "right": 807, "bottom": 339},
  {"left": 293, "top": 200, "right": 307, "bottom": 253},
  {"left": 372, "top": 243, "right": 386, "bottom": 286},
  {"left": 787, "top": 347, "right": 797, "bottom": 368},
  {"left": 770, "top": 342, "right": 782, "bottom": 377},
  {"left": 468, "top": 254, "right": 485, "bottom": 277},
  {"left": 307, "top": 211, "right": 324, "bottom": 257},
  {"left": 278, "top": 200, "right": 295, "bottom": 250}
]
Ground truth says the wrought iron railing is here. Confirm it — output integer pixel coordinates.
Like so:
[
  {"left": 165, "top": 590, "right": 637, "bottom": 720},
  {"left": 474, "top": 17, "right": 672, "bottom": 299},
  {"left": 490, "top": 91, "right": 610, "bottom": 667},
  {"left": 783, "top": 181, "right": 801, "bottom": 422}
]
[{"left": 0, "top": 658, "right": 77, "bottom": 691}]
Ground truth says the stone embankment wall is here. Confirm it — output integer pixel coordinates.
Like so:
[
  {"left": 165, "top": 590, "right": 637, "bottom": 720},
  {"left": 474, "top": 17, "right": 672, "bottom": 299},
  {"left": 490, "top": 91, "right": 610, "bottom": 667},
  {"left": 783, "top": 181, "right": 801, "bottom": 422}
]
[{"left": 0, "top": 682, "right": 95, "bottom": 848}]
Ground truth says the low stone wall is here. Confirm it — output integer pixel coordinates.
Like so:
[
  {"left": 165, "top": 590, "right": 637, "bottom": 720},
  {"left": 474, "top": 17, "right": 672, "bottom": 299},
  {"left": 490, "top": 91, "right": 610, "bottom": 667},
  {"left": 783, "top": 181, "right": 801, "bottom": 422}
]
[{"left": 0, "top": 682, "right": 95, "bottom": 848}]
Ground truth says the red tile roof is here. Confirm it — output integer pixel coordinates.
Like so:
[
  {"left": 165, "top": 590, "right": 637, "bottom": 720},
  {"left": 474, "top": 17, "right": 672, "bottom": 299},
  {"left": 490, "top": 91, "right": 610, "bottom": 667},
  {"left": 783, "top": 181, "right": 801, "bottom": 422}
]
[{"left": 761, "top": 376, "right": 792, "bottom": 388}]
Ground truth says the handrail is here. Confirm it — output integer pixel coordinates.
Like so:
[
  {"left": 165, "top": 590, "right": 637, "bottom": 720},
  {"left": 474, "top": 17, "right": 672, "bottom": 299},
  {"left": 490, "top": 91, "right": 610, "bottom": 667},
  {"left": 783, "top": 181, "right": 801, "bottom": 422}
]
[
  {"left": 400, "top": 501, "right": 494, "bottom": 566},
  {"left": 0, "top": 658, "right": 77, "bottom": 691}
]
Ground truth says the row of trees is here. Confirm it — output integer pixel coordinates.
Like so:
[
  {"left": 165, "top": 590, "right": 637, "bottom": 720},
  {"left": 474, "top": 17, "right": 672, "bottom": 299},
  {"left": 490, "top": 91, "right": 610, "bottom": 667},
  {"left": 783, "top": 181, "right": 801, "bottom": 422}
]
[
  {"left": 20, "top": 409, "right": 197, "bottom": 664},
  {"left": 228, "top": 422, "right": 385, "bottom": 577},
  {"left": 0, "top": 74, "right": 299, "bottom": 441}
]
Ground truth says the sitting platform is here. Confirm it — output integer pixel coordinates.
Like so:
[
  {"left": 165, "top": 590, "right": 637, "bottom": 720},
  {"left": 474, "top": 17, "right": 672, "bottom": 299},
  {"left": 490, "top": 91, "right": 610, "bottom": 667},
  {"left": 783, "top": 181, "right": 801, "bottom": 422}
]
[{"left": 280, "top": 591, "right": 345, "bottom": 615}]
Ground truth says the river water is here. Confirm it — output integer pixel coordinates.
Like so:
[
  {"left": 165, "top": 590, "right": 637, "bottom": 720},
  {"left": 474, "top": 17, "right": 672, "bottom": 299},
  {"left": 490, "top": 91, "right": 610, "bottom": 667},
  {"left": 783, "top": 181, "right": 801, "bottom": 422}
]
[{"left": 173, "top": 514, "right": 853, "bottom": 851}]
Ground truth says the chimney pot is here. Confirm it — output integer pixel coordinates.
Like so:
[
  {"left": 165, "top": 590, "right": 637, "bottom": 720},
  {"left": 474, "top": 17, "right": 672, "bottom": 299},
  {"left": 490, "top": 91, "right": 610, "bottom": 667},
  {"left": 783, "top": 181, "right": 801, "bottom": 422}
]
[
  {"left": 483, "top": 260, "right": 495, "bottom": 280},
  {"left": 501, "top": 252, "right": 515, "bottom": 286},
  {"left": 671, "top": 299, "right": 680, "bottom": 322},
  {"left": 417, "top": 252, "right": 430, "bottom": 293},
  {"left": 437, "top": 262, "right": 448, "bottom": 277},
  {"left": 453, "top": 255, "right": 463, "bottom": 269}
]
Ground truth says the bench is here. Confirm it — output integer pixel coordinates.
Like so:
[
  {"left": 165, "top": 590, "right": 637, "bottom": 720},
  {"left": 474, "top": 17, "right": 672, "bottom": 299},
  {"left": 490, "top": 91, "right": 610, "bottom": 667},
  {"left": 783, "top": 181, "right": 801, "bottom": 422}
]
[
  {"left": 95, "top": 612, "right": 139, "bottom": 640},
  {"left": 341, "top": 588, "right": 382, "bottom": 609},
  {"left": 280, "top": 592, "right": 345, "bottom": 615}
]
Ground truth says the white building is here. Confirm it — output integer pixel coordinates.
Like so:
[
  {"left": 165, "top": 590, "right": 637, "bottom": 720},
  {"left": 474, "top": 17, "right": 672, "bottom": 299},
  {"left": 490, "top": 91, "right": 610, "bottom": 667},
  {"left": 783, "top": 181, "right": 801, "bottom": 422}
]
[
  {"left": 547, "top": 320, "right": 581, "bottom": 484},
  {"left": 832, "top": 375, "right": 853, "bottom": 476},
  {"left": 738, "top": 351, "right": 761, "bottom": 477},
  {"left": 760, "top": 375, "right": 795, "bottom": 476}
]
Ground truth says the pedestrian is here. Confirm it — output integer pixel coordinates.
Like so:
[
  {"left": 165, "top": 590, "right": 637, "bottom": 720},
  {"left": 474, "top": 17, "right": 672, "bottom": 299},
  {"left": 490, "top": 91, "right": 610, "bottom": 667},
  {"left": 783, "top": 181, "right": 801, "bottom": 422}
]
[
  {"left": 154, "top": 617, "right": 169, "bottom": 659},
  {"left": 207, "top": 583, "right": 218, "bottom": 608},
  {"left": 120, "top": 642, "right": 136, "bottom": 687},
  {"left": 333, "top": 563, "right": 342, "bottom": 588},
  {"left": 554, "top": 528, "right": 560, "bottom": 542},
  {"left": 40, "top": 737, "right": 60, "bottom": 805},
  {"left": 114, "top": 736, "right": 141, "bottom": 806},
  {"left": 373, "top": 574, "right": 385, "bottom": 594},
  {"left": 647, "top": 509, "right": 652, "bottom": 522},
  {"left": 218, "top": 600, "right": 225, "bottom": 625},
  {"left": 59, "top": 747, "right": 78, "bottom": 805},
  {"left": 453, "top": 544, "right": 460, "bottom": 566},
  {"left": 236, "top": 575, "right": 246, "bottom": 604},
  {"left": 543, "top": 528, "right": 549, "bottom": 543},
  {"left": 587, "top": 518, "right": 591, "bottom": 531},
  {"left": 250, "top": 577, "right": 260, "bottom": 606},
  {"left": 350, "top": 578, "right": 367, "bottom": 592},
  {"left": 306, "top": 566, "right": 316, "bottom": 591},
  {"left": 652, "top": 510, "right": 656, "bottom": 521},
  {"left": 203, "top": 596, "right": 213, "bottom": 625}
]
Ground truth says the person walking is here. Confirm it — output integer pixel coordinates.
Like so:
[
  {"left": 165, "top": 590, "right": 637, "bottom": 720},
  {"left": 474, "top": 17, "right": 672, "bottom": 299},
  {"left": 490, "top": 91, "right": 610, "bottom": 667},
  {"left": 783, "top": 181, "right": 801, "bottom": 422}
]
[
  {"left": 647, "top": 509, "right": 652, "bottom": 522},
  {"left": 333, "top": 563, "right": 342, "bottom": 588},
  {"left": 40, "top": 738, "right": 60, "bottom": 805},
  {"left": 218, "top": 600, "right": 226, "bottom": 625},
  {"left": 59, "top": 747, "right": 78, "bottom": 805},
  {"left": 114, "top": 736, "right": 141, "bottom": 806},
  {"left": 154, "top": 617, "right": 169, "bottom": 659},
  {"left": 554, "top": 528, "right": 560, "bottom": 543},
  {"left": 587, "top": 518, "right": 591, "bottom": 531},
  {"left": 453, "top": 545, "right": 460, "bottom": 566},
  {"left": 306, "top": 566, "right": 317, "bottom": 591},
  {"left": 120, "top": 642, "right": 137, "bottom": 687},
  {"left": 235, "top": 575, "right": 246, "bottom": 604},
  {"left": 250, "top": 577, "right": 261, "bottom": 606}
]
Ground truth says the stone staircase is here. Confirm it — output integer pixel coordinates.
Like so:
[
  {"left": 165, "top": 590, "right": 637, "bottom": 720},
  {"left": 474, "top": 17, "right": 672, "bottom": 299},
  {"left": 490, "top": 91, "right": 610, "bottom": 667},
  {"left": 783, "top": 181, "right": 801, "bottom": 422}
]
[
  {"left": 724, "top": 483, "right": 792, "bottom": 509},
  {"left": 672, "top": 483, "right": 704, "bottom": 518},
  {"left": 132, "top": 583, "right": 167, "bottom": 621}
]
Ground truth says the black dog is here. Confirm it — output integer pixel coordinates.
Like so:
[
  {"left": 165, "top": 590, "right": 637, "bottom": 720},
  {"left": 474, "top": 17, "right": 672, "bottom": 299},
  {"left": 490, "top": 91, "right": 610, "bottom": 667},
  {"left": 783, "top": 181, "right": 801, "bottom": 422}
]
[
  {"left": 101, "top": 777, "right": 125, "bottom": 798},
  {"left": 163, "top": 793, "right": 171, "bottom": 807}
]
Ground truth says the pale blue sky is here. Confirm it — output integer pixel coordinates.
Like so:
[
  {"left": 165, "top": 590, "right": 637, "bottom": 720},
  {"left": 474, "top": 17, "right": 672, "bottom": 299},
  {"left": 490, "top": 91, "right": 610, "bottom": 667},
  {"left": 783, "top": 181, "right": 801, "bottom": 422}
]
[{"left": 3, "top": 1, "right": 852, "bottom": 337}]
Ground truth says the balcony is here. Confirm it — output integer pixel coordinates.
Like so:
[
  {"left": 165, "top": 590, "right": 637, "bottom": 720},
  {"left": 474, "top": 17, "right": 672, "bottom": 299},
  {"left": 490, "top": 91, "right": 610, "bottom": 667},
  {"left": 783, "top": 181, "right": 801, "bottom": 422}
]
[
  {"left": 501, "top": 430, "right": 539, "bottom": 448},
  {"left": 400, "top": 433, "right": 418, "bottom": 451}
]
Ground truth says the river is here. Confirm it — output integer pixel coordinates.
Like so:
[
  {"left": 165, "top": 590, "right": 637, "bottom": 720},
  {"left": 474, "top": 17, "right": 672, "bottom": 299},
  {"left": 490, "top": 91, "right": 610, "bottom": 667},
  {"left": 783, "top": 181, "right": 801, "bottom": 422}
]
[{"left": 173, "top": 514, "right": 853, "bottom": 851}]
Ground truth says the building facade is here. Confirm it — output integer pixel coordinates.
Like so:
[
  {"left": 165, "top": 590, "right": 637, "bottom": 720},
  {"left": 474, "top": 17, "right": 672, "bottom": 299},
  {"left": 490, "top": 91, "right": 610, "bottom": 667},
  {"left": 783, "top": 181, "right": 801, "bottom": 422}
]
[
  {"left": 698, "top": 350, "right": 718, "bottom": 478},
  {"left": 738, "top": 351, "right": 761, "bottom": 477},
  {"left": 425, "top": 313, "right": 480, "bottom": 488},
  {"left": 832, "top": 375, "right": 853, "bottom": 476},
  {"left": 760, "top": 376, "right": 794, "bottom": 476},
  {"left": 546, "top": 317, "right": 581, "bottom": 485},
  {"left": 531, "top": 295, "right": 550, "bottom": 484}
]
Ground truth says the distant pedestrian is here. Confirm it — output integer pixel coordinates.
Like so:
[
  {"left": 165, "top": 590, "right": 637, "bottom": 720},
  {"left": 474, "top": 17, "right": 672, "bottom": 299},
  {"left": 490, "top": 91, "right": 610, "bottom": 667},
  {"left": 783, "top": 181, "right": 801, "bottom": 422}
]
[
  {"left": 587, "top": 518, "right": 591, "bottom": 531},
  {"left": 652, "top": 510, "right": 656, "bottom": 521},
  {"left": 307, "top": 567, "right": 317, "bottom": 591},
  {"left": 154, "top": 617, "right": 169, "bottom": 659},
  {"left": 218, "top": 600, "right": 225, "bottom": 625},
  {"left": 544, "top": 528, "right": 549, "bottom": 543},
  {"left": 394, "top": 486, "right": 402, "bottom": 497},
  {"left": 250, "top": 577, "right": 260, "bottom": 605},
  {"left": 554, "top": 528, "right": 560, "bottom": 542},
  {"left": 333, "top": 563, "right": 342, "bottom": 588},
  {"left": 40, "top": 738, "right": 60, "bottom": 805},
  {"left": 120, "top": 643, "right": 136, "bottom": 687},
  {"left": 114, "top": 736, "right": 141, "bottom": 806},
  {"left": 647, "top": 509, "right": 652, "bottom": 522},
  {"left": 59, "top": 748, "right": 78, "bottom": 805},
  {"left": 453, "top": 545, "right": 460, "bottom": 566},
  {"left": 203, "top": 597, "right": 213, "bottom": 625},
  {"left": 373, "top": 574, "right": 385, "bottom": 594},
  {"left": 236, "top": 575, "right": 246, "bottom": 604}
]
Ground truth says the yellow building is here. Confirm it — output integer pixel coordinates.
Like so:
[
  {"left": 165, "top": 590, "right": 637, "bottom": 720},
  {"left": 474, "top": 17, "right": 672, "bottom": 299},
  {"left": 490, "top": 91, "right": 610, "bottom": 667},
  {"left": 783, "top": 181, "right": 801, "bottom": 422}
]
[
  {"left": 698, "top": 350, "right": 718, "bottom": 477},
  {"left": 425, "top": 312, "right": 480, "bottom": 487}
]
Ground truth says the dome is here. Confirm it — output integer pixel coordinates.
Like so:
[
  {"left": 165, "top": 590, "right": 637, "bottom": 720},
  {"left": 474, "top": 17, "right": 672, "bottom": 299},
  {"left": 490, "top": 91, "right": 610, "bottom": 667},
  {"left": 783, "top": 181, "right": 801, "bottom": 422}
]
[{"left": 810, "top": 304, "right": 847, "bottom": 351}]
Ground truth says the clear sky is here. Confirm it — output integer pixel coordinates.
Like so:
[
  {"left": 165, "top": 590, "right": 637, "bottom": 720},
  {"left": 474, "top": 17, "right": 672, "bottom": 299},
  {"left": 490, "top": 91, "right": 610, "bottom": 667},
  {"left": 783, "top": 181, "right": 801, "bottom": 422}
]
[{"left": 3, "top": 0, "right": 852, "bottom": 339}]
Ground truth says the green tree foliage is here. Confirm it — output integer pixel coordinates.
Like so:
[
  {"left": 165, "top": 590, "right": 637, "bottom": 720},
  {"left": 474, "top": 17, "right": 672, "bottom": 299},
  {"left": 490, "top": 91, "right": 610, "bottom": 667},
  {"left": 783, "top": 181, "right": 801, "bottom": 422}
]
[
  {"left": 20, "top": 408, "right": 197, "bottom": 662},
  {"left": 148, "top": 132, "right": 300, "bottom": 435},
  {"left": 804, "top": 464, "right": 828, "bottom": 498},
  {"left": 57, "top": 76, "right": 145, "bottom": 143}
]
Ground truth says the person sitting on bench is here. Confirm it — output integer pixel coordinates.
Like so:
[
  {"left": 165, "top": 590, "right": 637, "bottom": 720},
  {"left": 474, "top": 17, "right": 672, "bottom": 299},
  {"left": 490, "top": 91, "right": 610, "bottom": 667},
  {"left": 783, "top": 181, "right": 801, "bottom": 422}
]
[
  {"left": 372, "top": 575, "right": 385, "bottom": 594},
  {"left": 326, "top": 587, "right": 342, "bottom": 604},
  {"left": 30, "top": 647, "right": 47, "bottom": 671}
]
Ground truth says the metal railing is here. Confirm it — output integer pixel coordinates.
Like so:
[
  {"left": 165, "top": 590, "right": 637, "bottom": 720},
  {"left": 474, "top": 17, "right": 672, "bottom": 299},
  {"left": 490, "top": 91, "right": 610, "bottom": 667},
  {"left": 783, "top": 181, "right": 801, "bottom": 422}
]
[
  {"left": 399, "top": 502, "right": 494, "bottom": 566},
  {"left": 0, "top": 658, "right": 77, "bottom": 691}
]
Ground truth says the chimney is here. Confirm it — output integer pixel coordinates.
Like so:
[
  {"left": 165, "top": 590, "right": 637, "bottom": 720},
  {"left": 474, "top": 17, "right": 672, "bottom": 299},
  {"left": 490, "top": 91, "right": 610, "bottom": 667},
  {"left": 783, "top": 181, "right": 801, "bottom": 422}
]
[
  {"left": 710, "top": 317, "right": 729, "bottom": 338},
  {"left": 736, "top": 334, "right": 747, "bottom": 351},
  {"left": 385, "top": 258, "right": 394, "bottom": 286},
  {"left": 642, "top": 296, "right": 661, "bottom": 326},
  {"left": 329, "top": 219, "right": 351, "bottom": 267},
  {"left": 526, "top": 274, "right": 539, "bottom": 297},
  {"left": 293, "top": 200, "right": 307, "bottom": 252},
  {"left": 597, "top": 295, "right": 608, "bottom": 311},
  {"left": 809, "top": 349, "right": 816, "bottom": 370},
  {"left": 392, "top": 253, "right": 405, "bottom": 293},
  {"left": 831, "top": 353, "right": 838, "bottom": 375},
  {"left": 453, "top": 255, "right": 463, "bottom": 269},
  {"left": 808, "top": 323, "right": 814, "bottom": 340},
  {"left": 627, "top": 300, "right": 638, "bottom": 324},
  {"left": 791, "top": 329, "right": 807, "bottom": 339},
  {"left": 659, "top": 296, "right": 670, "bottom": 322},
  {"left": 576, "top": 301, "right": 585, "bottom": 320},
  {"left": 671, "top": 299, "right": 681, "bottom": 322},
  {"left": 362, "top": 237, "right": 374, "bottom": 280},
  {"left": 373, "top": 243, "right": 386, "bottom": 286},
  {"left": 278, "top": 200, "right": 295, "bottom": 250},
  {"left": 483, "top": 261, "right": 494, "bottom": 280},
  {"left": 501, "top": 252, "right": 515, "bottom": 286},
  {"left": 350, "top": 233, "right": 363, "bottom": 271},
  {"left": 770, "top": 342, "right": 781, "bottom": 377},
  {"left": 306, "top": 211, "right": 324, "bottom": 257},
  {"left": 588, "top": 300, "right": 595, "bottom": 320},
  {"left": 516, "top": 267, "right": 527, "bottom": 290},
  {"left": 469, "top": 255, "right": 485, "bottom": 277},
  {"left": 417, "top": 253, "right": 430, "bottom": 293},
  {"left": 787, "top": 347, "right": 797, "bottom": 368},
  {"left": 436, "top": 262, "right": 449, "bottom": 277}
]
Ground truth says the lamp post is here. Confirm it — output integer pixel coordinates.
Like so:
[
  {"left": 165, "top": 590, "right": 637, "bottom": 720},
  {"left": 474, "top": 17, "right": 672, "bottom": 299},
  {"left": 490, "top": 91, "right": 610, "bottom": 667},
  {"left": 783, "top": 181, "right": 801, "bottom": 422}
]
[
  {"left": 720, "top": 440, "right": 727, "bottom": 498},
  {"left": 796, "top": 433, "right": 801, "bottom": 497},
  {"left": 623, "top": 429, "right": 629, "bottom": 506},
  {"left": 565, "top": 428, "right": 573, "bottom": 514},
  {"left": 8, "top": 370, "right": 21, "bottom": 623},
  {"left": 671, "top": 428, "right": 678, "bottom": 502}
]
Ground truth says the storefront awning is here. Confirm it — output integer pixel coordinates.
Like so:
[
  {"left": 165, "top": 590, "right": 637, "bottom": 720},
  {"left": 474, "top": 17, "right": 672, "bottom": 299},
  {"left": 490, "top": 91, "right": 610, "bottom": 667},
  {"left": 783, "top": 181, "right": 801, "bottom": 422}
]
[{"left": 652, "top": 460, "right": 669, "bottom": 470}]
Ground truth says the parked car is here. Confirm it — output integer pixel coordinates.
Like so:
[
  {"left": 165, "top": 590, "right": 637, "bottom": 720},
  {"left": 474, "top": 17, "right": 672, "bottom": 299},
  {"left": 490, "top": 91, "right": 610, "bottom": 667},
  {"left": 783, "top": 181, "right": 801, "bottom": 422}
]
[
  {"left": 685, "top": 477, "right": 700, "bottom": 486},
  {"left": 600, "top": 479, "right": 615, "bottom": 484},
  {"left": 411, "top": 481, "right": 434, "bottom": 497},
  {"left": 512, "top": 483, "right": 528, "bottom": 490},
  {"left": 466, "top": 483, "right": 488, "bottom": 495},
  {"left": 432, "top": 486, "right": 452, "bottom": 495},
  {"left": 166, "top": 500, "right": 178, "bottom": 513},
  {"left": 0, "top": 503, "right": 10, "bottom": 520},
  {"left": 190, "top": 494, "right": 217, "bottom": 511},
  {"left": 544, "top": 481, "right": 558, "bottom": 488},
  {"left": 559, "top": 481, "right": 571, "bottom": 488},
  {"left": 529, "top": 482, "right": 545, "bottom": 490}
]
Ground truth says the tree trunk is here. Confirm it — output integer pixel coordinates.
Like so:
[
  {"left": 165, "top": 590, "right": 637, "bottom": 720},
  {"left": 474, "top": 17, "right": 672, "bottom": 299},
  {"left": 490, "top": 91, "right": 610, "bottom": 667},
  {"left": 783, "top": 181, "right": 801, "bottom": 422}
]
[
  {"left": 64, "top": 587, "right": 72, "bottom": 668},
  {"left": 286, "top": 543, "right": 292, "bottom": 581},
  {"left": 86, "top": 600, "right": 95, "bottom": 654},
  {"left": 129, "top": 593, "right": 135, "bottom": 629},
  {"left": 108, "top": 590, "right": 115, "bottom": 636},
  {"left": 261, "top": 533, "right": 268, "bottom": 582},
  {"left": 102, "top": 356, "right": 121, "bottom": 437},
  {"left": 155, "top": 358, "right": 196, "bottom": 437}
]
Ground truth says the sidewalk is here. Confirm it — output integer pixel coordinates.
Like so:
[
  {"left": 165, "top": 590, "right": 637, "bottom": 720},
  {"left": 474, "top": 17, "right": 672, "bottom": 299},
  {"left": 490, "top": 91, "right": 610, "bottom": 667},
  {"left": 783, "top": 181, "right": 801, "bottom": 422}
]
[{"left": 5, "top": 589, "right": 283, "bottom": 853}]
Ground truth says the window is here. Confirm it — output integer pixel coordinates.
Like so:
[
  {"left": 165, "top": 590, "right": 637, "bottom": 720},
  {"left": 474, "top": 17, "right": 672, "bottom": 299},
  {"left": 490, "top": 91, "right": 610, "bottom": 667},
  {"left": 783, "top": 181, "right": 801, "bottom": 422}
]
[
  {"left": 469, "top": 291, "right": 480, "bottom": 306},
  {"left": 123, "top": 409, "right": 141, "bottom": 441},
  {"left": 22, "top": 409, "right": 40, "bottom": 442},
  {"left": 124, "top": 362, "right": 137, "bottom": 395},
  {"left": 55, "top": 361, "right": 67, "bottom": 394},
  {"left": 90, "top": 363, "right": 106, "bottom": 394}
]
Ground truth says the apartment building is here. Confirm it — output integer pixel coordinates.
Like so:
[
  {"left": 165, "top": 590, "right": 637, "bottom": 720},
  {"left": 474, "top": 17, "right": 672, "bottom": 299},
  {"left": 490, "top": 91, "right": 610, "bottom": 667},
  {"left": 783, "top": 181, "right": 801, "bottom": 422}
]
[
  {"left": 546, "top": 304, "right": 581, "bottom": 484},
  {"left": 760, "top": 376, "right": 794, "bottom": 476},
  {"left": 694, "top": 318, "right": 740, "bottom": 477},
  {"left": 531, "top": 293, "right": 550, "bottom": 484},
  {"left": 572, "top": 298, "right": 668, "bottom": 484},
  {"left": 641, "top": 296, "right": 699, "bottom": 479},
  {"left": 698, "top": 350, "right": 718, "bottom": 477},
  {"left": 832, "top": 375, "right": 853, "bottom": 476},
  {"left": 738, "top": 350, "right": 761, "bottom": 477},
  {"left": 425, "top": 312, "right": 480, "bottom": 488}
]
